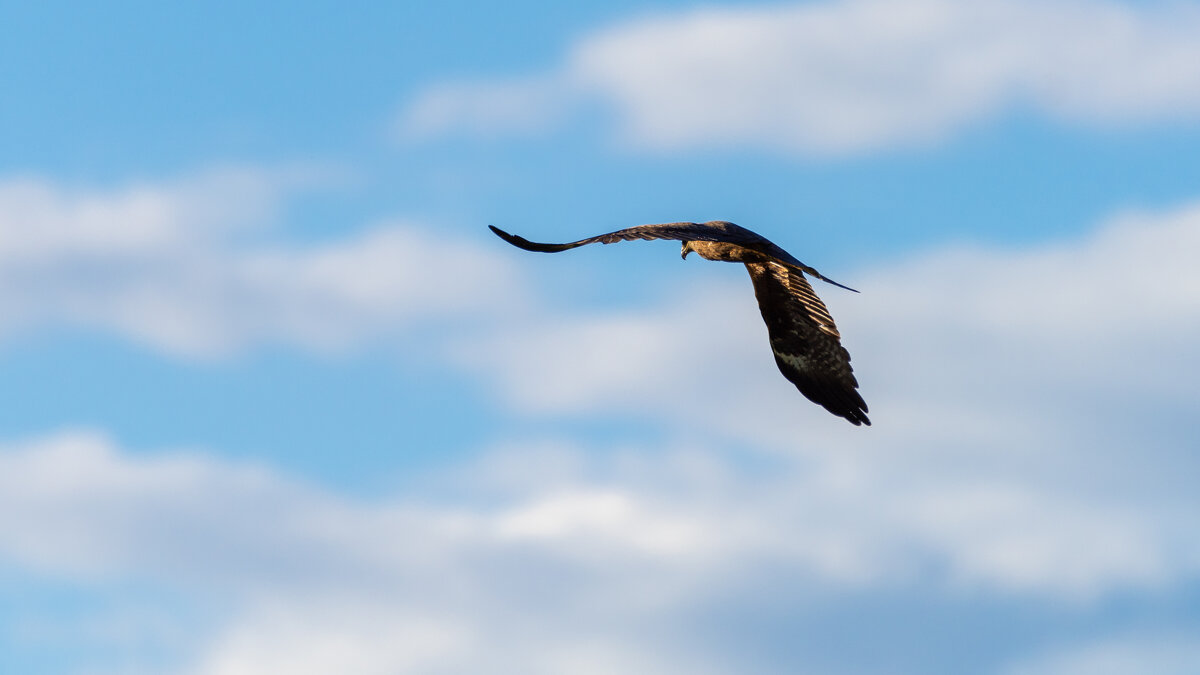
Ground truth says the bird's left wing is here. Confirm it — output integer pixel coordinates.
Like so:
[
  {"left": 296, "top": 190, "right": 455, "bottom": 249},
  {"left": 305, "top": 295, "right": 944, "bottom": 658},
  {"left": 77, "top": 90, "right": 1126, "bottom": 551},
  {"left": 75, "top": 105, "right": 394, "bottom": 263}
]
[
  {"left": 745, "top": 262, "right": 870, "bottom": 425},
  {"left": 489, "top": 222, "right": 745, "bottom": 253}
]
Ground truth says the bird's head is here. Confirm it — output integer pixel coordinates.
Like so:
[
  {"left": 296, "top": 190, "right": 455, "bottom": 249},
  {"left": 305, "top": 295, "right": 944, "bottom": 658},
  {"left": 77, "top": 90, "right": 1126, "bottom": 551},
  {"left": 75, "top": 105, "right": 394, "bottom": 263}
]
[{"left": 681, "top": 241, "right": 693, "bottom": 260}]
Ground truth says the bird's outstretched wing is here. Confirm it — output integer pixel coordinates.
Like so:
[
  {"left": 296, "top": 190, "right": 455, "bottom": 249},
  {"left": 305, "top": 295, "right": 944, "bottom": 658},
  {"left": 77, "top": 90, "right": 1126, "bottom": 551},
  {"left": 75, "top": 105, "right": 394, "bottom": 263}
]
[
  {"left": 489, "top": 223, "right": 858, "bottom": 292},
  {"left": 488, "top": 222, "right": 760, "bottom": 252},
  {"left": 745, "top": 261, "right": 870, "bottom": 426}
]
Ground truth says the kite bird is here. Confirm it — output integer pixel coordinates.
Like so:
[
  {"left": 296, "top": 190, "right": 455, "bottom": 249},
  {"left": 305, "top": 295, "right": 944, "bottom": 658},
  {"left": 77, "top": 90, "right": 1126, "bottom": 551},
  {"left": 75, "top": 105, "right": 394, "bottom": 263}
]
[{"left": 489, "top": 221, "right": 870, "bottom": 426}]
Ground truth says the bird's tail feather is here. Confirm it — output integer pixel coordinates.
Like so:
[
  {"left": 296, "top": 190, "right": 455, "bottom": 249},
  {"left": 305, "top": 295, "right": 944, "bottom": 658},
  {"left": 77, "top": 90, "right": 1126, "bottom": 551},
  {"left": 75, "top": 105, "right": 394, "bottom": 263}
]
[{"left": 797, "top": 264, "right": 859, "bottom": 293}]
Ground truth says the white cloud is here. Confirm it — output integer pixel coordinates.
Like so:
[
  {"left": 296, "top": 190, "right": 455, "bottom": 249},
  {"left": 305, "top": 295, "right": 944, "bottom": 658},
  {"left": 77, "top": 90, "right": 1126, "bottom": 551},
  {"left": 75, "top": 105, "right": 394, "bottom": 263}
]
[
  {"left": 398, "top": 0, "right": 1200, "bottom": 155},
  {"left": 449, "top": 280, "right": 765, "bottom": 415},
  {"left": 398, "top": 75, "right": 574, "bottom": 140},
  {"left": 190, "top": 602, "right": 470, "bottom": 675},
  {"left": 0, "top": 170, "right": 525, "bottom": 358},
  {"left": 0, "top": 167, "right": 289, "bottom": 263},
  {"left": 0, "top": 432, "right": 765, "bottom": 674}
]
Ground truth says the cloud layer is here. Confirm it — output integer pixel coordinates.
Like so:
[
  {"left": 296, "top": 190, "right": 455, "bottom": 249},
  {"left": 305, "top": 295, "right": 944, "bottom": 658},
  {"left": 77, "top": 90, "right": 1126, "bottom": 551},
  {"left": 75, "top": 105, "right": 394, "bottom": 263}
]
[
  {"left": 2, "top": 195, "right": 1199, "bottom": 673},
  {"left": 399, "top": 0, "right": 1200, "bottom": 155},
  {"left": 0, "top": 169, "right": 524, "bottom": 358}
]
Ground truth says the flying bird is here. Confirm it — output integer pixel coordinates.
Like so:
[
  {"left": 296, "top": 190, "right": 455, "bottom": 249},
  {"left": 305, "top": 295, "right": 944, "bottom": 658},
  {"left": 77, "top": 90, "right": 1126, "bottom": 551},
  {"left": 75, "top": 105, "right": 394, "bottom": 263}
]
[{"left": 489, "top": 221, "right": 870, "bottom": 426}]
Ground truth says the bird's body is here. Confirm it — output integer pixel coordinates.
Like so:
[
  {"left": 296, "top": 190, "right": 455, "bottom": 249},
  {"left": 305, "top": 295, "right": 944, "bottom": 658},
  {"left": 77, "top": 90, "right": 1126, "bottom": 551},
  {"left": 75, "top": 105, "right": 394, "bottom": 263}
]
[{"left": 489, "top": 221, "right": 870, "bottom": 426}]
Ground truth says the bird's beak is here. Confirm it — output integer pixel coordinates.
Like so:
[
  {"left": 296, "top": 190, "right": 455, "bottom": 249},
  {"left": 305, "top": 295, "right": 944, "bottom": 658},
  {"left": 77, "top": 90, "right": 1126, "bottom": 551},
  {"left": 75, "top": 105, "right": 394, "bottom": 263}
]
[{"left": 681, "top": 242, "right": 691, "bottom": 260}]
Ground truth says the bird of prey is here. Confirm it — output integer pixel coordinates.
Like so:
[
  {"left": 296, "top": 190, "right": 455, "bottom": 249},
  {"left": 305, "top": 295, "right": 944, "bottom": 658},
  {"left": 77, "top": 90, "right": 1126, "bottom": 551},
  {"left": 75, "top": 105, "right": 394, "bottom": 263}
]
[{"left": 489, "top": 221, "right": 870, "bottom": 426}]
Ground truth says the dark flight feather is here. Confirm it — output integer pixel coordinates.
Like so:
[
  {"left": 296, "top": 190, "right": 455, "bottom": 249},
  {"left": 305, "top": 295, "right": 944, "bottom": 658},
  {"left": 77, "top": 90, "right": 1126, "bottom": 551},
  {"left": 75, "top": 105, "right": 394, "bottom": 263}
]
[
  {"left": 745, "top": 262, "right": 869, "bottom": 425},
  {"left": 489, "top": 221, "right": 870, "bottom": 426}
]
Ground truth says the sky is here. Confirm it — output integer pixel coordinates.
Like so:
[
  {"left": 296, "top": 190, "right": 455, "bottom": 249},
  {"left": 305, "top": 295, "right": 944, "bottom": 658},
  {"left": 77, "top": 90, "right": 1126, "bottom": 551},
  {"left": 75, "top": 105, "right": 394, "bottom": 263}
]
[{"left": 2, "top": 0, "right": 1199, "bottom": 673}]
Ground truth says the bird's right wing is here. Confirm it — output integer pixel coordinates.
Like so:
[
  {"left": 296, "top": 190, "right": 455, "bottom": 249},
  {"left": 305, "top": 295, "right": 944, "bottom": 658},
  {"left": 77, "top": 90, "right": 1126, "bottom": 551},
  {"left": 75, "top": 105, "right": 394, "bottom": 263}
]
[
  {"left": 489, "top": 222, "right": 742, "bottom": 252},
  {"left": 745, "top": 261, "right": 870, "bottom": 426}
]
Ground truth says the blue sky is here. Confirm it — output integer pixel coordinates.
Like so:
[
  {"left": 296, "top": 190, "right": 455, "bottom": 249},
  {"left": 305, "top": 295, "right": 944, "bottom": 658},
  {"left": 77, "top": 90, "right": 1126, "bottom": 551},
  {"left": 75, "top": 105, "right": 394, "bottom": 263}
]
[{"left": 2, "top": 0, "right": 1200, "bottom": 673}]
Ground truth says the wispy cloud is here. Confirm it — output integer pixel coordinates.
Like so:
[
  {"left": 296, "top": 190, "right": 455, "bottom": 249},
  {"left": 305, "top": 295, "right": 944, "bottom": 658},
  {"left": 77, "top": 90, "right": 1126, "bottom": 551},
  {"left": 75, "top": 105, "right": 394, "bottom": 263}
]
[
  {"left": 1005, "top": 632, "right": 1200, "bottom": 675},
  {"left": 398, "top": 75, "right": 574, "bottom": 141},
  {"left": 0, "top": 167, "right": 292, "bottom": 263},
  {"left": 0, "top": 169, "right": 524, "bottom": 358},
  {"left": 398, "top": 0, "right": 1200, "bottom": 155}
]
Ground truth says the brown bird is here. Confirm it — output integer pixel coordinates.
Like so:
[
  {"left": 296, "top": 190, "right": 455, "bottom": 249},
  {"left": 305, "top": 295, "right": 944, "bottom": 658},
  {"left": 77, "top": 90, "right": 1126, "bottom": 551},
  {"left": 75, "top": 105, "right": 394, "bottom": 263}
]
[{"left": 489, "top": 221, "right": 869, "bottom": 426}]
